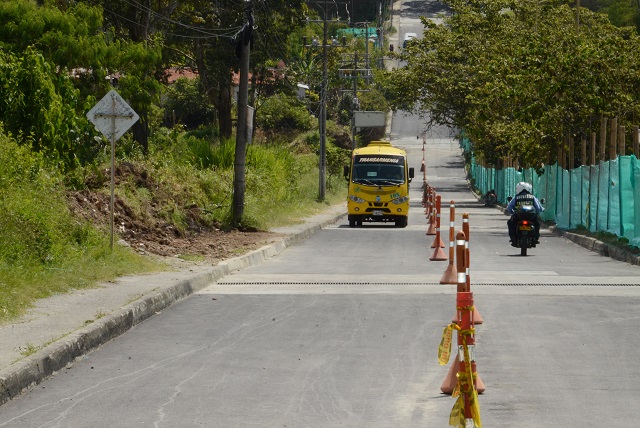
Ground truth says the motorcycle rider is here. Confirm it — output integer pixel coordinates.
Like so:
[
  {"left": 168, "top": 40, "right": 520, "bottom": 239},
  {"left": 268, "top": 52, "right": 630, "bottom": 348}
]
[
  {"left": 507, "top": 182, "right": 544, "bottom": 246},
  {"left": 484, "top": 189, "right": 497, "bottom": 207}
]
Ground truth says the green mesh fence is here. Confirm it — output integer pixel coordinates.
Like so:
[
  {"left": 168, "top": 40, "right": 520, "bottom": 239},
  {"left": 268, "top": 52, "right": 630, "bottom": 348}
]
[{"left": 462, "top": 138, "right": 640, "bottom": 247}]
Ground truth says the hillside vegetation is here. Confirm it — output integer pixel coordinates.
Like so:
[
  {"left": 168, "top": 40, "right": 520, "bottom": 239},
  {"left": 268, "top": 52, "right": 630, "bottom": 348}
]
[
  {"left": 0, "top": 120, "right": 348, "bottom": 323},
  {"left": 8, "top": 0, "right": 640, "bottom": 323},
  {"left": 0, "top": 1, "right": 370, "bottom": 322}
]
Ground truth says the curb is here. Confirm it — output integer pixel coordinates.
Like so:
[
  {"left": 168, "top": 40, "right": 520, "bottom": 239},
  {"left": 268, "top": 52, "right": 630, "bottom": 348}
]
[
  {"left": 0, "top": 211, "right": 346, "bottom": 406},
  {"left": 549, "top": 225, "right": 640, "bottom": 266},
  {"left": 469, "top": 185, "right": 640, "bottom": 266}
]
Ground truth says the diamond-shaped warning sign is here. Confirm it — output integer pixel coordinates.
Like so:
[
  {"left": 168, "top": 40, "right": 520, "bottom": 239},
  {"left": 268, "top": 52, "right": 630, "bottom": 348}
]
[{"left": 86, "top": 90, "right": 139, "bottom": 141}]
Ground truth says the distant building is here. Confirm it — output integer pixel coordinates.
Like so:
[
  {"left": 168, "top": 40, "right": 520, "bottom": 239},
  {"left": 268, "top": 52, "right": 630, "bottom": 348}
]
[{"left": 163, "top": 67, "right": 198, "bottom": 84}]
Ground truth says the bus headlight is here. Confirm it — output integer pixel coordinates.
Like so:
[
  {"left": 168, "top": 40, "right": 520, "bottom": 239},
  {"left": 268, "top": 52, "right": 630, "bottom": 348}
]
[
  {"left": 348, "top": 195, "right": 365, "bottom": 203},
  {"left": 391, "top": 196, "right": 409, "bottom": 204}
]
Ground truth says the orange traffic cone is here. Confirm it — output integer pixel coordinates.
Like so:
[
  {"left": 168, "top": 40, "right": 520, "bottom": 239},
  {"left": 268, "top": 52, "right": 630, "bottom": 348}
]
[
  {"left": 426, "top": 215, "right": 437, "bottom": 235},
  {"left": 429, "top": 245, "right": 447, "bottom": 261},
  {"left": 429, "top": 195, "right": 447, "bottom": 260},
  {"left": 440, "top": 261, "right": 457, "bottom": 284},
  {"left": 452, "top": 307, "right": 484, "bottom": 324},
  {"left": 431, "top": 235, "right": 445, "bottom": 248},
  {"left": 440, "top": 355, "right": 485, "bottom": 395}
]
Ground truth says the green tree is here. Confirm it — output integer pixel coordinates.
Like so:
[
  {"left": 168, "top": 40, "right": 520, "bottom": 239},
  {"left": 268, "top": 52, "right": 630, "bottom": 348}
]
[
  {"left": 380, "top": 0, "right": 640, "bottom": 167},
  {"left": 79, "top": 0, "right": 172, "bottom": 153},
  {"left": 0, "top": 47, "right": 91, "bottom": 167},
  {"left": 581, "top": 0, "right": 640, "bottom": 31},
  {"left": 157, "top": 0, "right": 307, "bottom": 139},
  {"left": 0, "top": 1, "right": 108, "bottom": 68},
  {"left": 112, "top": 37, "right": 164, "bottom": 153},
  {"left": 0, "top": 0, "right": 165, "bottom": 156},
  {"left": 163, "top": 77, "right": 216, "bottom": 129}
]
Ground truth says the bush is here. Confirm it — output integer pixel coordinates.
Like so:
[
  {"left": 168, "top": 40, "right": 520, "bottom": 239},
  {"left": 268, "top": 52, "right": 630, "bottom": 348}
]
[
  {"left": 0, "top": 131, "right": 101, "bottom": 266},
  {"left": 257, "top": 93, "right": 315, "bottom": 132},
  {"left": 0, "top": 47, "right": 93, "bottom": 169},
  {"left": 0, "top": 130, "right": 159, "bottom": 321},
  {"left": 162, "top": 77, "right": 216, "bottom": 129}
]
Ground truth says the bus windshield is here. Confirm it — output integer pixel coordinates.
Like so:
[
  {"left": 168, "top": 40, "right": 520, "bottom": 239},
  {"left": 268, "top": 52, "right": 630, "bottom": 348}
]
[{"left": 352, "top": 155, "right": 405, "bottom": 185}]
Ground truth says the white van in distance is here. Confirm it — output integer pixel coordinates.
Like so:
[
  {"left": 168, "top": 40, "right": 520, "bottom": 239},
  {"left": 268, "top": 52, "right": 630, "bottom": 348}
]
[{"left": 402, "top": 32, "right": 417, "bottom": 48}]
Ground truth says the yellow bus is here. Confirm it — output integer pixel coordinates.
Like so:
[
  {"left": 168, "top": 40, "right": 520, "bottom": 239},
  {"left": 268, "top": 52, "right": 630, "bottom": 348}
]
[{"left": 343, "top": 140, "right": 414, "bottom": 227}]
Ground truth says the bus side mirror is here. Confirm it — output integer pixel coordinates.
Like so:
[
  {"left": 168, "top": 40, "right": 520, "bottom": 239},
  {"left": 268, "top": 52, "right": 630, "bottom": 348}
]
[
  {"left": 343, "top": 165, "right": 349, "bottom": 180},
  {"left": 408, "top": 167, "right": 414, "bottom": 182}
]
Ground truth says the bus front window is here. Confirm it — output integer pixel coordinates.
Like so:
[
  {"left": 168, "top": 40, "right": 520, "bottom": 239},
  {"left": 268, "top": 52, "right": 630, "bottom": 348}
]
[{"left": 353, "top": 164, "right": 404, "bottom": 184}]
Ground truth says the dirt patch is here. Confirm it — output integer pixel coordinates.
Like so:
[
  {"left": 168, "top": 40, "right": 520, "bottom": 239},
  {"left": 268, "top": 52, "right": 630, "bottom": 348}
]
[{"left": 66, "top": 164, "right": 283, "bottom": 266}]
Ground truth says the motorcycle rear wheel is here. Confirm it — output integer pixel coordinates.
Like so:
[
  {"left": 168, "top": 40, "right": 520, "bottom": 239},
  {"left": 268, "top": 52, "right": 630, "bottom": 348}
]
[{"left": 520, "top": 238, "right": 528, "bottom": 256}]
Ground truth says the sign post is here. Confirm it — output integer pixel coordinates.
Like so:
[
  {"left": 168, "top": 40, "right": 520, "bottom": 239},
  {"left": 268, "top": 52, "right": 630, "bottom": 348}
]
[{"left": 86, "top": 90, "right": 139, "bottom": 251}]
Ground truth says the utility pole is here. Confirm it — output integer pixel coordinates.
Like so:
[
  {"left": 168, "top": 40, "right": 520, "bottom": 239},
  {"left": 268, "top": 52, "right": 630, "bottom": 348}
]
[
  {"left": 352, "top": 51, "right": 358, "bottom": 149},
  {"left": 319, "top": 0, "right": 328, "bottom": 200},
  {"left": 232, "top": 1, "right": 252, "bottom": 226},
  {"left": 306, "top": 0, "right": 348, "bottom": 199}
]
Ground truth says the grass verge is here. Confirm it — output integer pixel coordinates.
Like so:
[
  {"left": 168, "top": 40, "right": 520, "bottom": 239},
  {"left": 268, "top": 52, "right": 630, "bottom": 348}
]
[{"left": 0, "top": 128, "right": 349, "bottom": 324}]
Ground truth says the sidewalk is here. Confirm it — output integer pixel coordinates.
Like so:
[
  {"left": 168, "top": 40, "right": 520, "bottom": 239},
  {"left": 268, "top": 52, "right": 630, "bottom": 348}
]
[{"left": 0, "top": 204, "right": 346, "bottom": 406}]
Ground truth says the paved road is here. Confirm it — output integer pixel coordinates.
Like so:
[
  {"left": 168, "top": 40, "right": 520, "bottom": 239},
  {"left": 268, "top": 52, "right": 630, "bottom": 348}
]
[
  {"left": 0, "top": 109, "right": 638, "bottom": 427},
  {"left": 0, "top": 1, "right": 638, "bottom": 427}
]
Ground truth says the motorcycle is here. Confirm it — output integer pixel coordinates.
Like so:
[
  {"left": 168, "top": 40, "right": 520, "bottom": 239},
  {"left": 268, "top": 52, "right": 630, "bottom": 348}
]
[
  {"left": 514, "top": 205, "right": 538, "bottom": 256},
  {"left": 483, "top": 190, "right": 497, "bottom": 207}
]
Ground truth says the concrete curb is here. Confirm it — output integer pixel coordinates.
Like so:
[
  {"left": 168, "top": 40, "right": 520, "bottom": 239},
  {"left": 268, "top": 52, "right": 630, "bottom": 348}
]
[
  {"left": 549, "top": 225, "right": 640, "bottom": 266},
  {"left": 469, "top": 185, "right": 640, "bottom": 266},
  {"left": 0, "top": 210, "right": 346, "bottom": 405}
]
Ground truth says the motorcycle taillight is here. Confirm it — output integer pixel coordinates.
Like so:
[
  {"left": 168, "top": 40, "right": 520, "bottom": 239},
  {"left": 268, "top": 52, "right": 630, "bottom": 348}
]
[{"left": 522, "top": 220, "right": 529, "bottom": 225}]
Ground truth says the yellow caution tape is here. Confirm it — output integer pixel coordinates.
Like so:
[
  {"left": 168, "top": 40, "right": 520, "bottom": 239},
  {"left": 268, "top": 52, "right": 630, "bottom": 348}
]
[
  {"left": 449, "top": 394, "right": 464, "bottom": 427},
  {"left": 452, "top": 376, "right": 460, "bottom": 398},
  {"left": 447, "top": 307, "right": 482, "bottom": 428},
  {"left": 438, "top": 324, "right": 458, "bottom": 365}
]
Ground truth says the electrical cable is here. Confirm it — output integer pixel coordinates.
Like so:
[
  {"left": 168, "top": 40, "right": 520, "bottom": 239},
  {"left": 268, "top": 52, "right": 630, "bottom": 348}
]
[{"left": 86, "top": 0, "right": 243, "bottom": 39}]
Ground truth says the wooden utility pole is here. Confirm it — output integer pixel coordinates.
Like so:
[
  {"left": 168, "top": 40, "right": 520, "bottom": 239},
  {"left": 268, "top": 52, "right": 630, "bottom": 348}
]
[
  {"left": 319, "top": 0, "right": 328, "bottom": 200},
  {"left": 618, "top": 125, "right": 626, "bottom": 156},
  {"left": 232, "top": 1, "right": 253, "bottom": 226},
  {"left": 609, "top": 117, "right": 618, "bottom": 159},
  {"left": 600, "top": 117, "right": 607, "bottom": 161},
  {"left": 569, "top": 134, "right": 575, "bottom": 169}
]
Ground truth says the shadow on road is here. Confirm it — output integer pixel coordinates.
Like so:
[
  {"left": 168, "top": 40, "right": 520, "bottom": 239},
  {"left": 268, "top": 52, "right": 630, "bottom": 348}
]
[{"left": 398, "top": 0, "right": 451, "bottom": 18}]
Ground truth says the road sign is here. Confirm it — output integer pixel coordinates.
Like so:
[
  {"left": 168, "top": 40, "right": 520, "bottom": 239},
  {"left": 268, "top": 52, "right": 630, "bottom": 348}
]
[
  {"left": 87, "top": 90, "right": 139, "bottom": 141},
  {"left": 86, "top": 89, "right": 139, "bottom": 251},
  {"left": 354, "top": 111, "right": 386, "bottom": 128}
]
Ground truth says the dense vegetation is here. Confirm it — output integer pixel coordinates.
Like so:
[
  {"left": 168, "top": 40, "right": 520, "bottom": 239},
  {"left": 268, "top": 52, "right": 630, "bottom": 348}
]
[
  {"left": 0, "top": 0, "right": 396, "bottom": 322},
  {"left": 4, "top": 0, "right": 640, "bottom": 321},
  {"left": 380, "top": 0, "right": 640, "bottom": 168}
]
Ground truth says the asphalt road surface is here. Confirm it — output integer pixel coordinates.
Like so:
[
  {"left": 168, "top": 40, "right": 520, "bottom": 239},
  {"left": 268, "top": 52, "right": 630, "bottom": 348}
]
[
  {"left": 0, "top": 108, "right": 638, "bottom": 427},
  {"left": 1, "top": 1, "right": 639, "bottom": 426}
]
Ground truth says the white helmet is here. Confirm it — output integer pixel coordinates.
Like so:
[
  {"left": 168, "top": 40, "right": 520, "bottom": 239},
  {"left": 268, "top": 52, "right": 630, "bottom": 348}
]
[{"left": 516, "top": 182, "right": 532, "bottom": 194}]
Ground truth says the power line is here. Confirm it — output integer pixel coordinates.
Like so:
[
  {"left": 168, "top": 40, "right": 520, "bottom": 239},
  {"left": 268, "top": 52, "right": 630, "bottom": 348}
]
[{"left": 87, "top": 0, "right": 244, "bottom": 40}]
